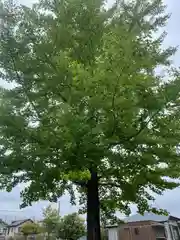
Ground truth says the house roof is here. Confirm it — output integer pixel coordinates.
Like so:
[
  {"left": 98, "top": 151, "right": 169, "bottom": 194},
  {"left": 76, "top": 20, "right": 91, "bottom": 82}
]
[
  {"left": 0, "top": 219, "right": 8, "bottom": 226},
  {"left": 122, "top": 220, "right": 166, "bottom": 227},
  {"left": 125, "top": 213, "right": 169, "bottom": 223},
  {"left": 105, "top": 225, "right": 118, "bottom": 229},
  {"left": 8, "top": 219, "right": 33, "bottom": 227}
]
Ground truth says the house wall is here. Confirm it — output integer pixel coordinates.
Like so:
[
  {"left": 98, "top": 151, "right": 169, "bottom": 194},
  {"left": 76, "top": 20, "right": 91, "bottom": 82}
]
[
  {"left": 168, "top": 220, "right": 180, "bottom": 240},
  {"left": 7, "top": 226, "right": 19, "bottom": 237},
  {"left": 160, "top": 220, "right": 180, "bottom": 240},
  {"left": 107, "top": 220, "right": 180, "bottom": 240},
  {"left": 118, "top": 225, "right": 155, "bottom": 240},
  {"left": 153, "top": 226, "right": 166, "bottom": 239},
  {"left": 107, "top": 224, "right": 156, "bottom": 240},
  {"left": 0, "top": 223, "right": 6, "bottom": 236},
  {"left": 107, "top": 221, "right": 169, "bottom": 240},
  {"left": 108, "top": 227, "right": 118, "bottom": 240},
  {"left": 164, "top": 222, "right": 172, "bottom": 240}
]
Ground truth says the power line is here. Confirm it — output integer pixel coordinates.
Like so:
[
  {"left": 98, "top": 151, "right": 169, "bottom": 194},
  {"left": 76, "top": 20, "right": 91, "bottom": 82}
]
[{"left": 0, "top": 209, "right": 23, "bottom": 212}]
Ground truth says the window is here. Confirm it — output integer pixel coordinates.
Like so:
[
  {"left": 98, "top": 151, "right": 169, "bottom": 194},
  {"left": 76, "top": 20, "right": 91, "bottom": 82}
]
[
  {"left": 155, "top": 226, "right": 166, "bottom": 239},
  {"left": 134, "top": 228, "right": 139, "bottom": 235}
]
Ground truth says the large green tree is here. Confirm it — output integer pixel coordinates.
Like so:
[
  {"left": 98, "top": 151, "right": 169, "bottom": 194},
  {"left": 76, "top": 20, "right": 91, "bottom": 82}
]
[{"left": 0, "top": 0, "right": 180, "bottom": 239}]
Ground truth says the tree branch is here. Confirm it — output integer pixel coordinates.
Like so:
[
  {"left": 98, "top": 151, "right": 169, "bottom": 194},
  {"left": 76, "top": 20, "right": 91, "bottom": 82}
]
[
  {"left": 73, "top": 180, "right": 87, "bottom": 187},
  {"left": 28, "top": 33, "right": 69, "bottom": 104},
  {"left": 100, "top": 182, "right": 121, "bottom": 188},
  {"left": 10, "top": 53, "right": 42, "bottom": 121},
  {"left": 110, "top": 75, "right": 120, "bottom": 136},
  {"left": 108, "top": 84, "right": 180, "bottom": 148}
]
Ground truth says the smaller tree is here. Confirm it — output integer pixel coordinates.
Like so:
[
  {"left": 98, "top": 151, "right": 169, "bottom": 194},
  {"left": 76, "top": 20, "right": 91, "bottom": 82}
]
[
  {"left": 42, "top": 205, "right": 60, "bottom": 239},
  {"left": 57, "top": 213, "right": 86, "bottom": 240},
  {"left": 21, "top": 222, "right": 41, "bottom": 240}
]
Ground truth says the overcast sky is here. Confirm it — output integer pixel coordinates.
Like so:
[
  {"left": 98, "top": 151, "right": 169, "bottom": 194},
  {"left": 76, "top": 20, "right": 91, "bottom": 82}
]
[{"left": 0, "top": 0, "right": 179, "bottom": 222}]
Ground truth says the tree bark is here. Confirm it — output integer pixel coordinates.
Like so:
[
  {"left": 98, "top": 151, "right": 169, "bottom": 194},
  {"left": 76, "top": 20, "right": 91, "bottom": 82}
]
[{"left": 87, "top": 170, "right": 101, "bottom": 240}]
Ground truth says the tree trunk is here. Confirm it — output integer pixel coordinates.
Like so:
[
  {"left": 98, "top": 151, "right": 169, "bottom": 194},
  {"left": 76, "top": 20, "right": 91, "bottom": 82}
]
[
  {"left": 24, "top": 234, "right": 28, "bottom": 240},
  {"left": 87, "top": 170, "right": 101, "bottom": 240}
]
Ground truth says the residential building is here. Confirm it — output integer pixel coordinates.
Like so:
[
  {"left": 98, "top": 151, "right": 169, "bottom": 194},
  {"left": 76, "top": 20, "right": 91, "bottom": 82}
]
[
  {"left": 0, "top": 220, "right": 7, "bottom": 236},
  {"left": 107, "top": 225, "right": 119, "bottom": 240},
  {"left": 6, "top": 219, "right": 33, "bottom": 237},
  {"left": 118, "top": 220, "right": 167, "bottom": 240},
  {"left": 106, "top": 213, "right": 180, "bottom": 240},
  {"left": 36, "top": 220, "right": 43, "bottom": 226}
]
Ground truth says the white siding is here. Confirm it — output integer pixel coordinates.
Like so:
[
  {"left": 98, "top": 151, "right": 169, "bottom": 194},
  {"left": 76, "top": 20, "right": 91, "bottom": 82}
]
[
  {"left": 164, "top": 221, "right": 180, "bottom": 240},
  {"left": 6, "top": 226, "right": 19, "bottom": 237},
  {"left": 164, "top": 222, "right": 172, "bottom": 240},
  {"left": 169, "top": 221, "right": 180, "bottom": 240},
  {"left": 108, "top": 228, "right": 118, "bottom": 240}
]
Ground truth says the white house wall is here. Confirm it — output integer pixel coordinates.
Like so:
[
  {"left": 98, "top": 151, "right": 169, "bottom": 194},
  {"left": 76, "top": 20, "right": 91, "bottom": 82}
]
[
  {"left": 6, "top": 220, "right": 33, "bottom": 238},
  {"left": 7, "top": 227, "right": 19, "bottom": 237},
  {"left": 164, "top": 222, "right": 172, "bottom": 240},
  {"left": 108, "top": 228, "right": 118, "bottom": 240},
  {"left": 159, "top": 221, "right": 180, "bottom": 240},
  {"left": 169, "top": 220, "right": 180, "bottom": 240}
]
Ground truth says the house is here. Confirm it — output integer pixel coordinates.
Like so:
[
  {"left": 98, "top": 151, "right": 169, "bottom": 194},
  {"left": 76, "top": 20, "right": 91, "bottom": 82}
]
[
  {"left": 118, "top": 220, "right": 167, "bottom": 240},
  {"left": 6, "top": 219, "right": 33, "bottom": 237},
  {"left": 107, "top": 225, "right": 119, "bottom": 240},
  {"left": 106, "top": 213, "right": 180, "bottom": 240},
  {"left": 126, "top": 213, "right": 180, "bottom": 240},
  {"left": 36, "top": 220, "right": 43, "bottom": 226},
  {"left": 0, "top": 220, "right": 7, "bottom": 236}
]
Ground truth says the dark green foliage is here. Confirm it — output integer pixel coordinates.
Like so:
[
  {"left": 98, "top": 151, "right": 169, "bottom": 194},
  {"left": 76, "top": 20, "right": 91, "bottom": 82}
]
[{"left": 0, "top": 0, "right": 180, "bottom": 224}]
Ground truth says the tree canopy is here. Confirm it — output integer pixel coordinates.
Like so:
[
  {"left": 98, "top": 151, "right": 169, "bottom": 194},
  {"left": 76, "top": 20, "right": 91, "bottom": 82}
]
[
  {"left": 21, "top": 222, "right": 42, "bottom": 236},
  {"left": 42, "top": 205, "right": 60, "bottom": 237},
  {"left": 0, "top": 0, "right": 180, "bottom": 239},
  {"left": 57, "top": 213, "right": 86, "bottom": 240},
  {"left": 42, "top": 206, "right": 85, "bottom": 240}
]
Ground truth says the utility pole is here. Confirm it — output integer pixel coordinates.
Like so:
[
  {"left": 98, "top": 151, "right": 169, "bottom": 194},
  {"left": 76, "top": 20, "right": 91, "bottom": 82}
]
[{"left": 58, "top": 200, "right": 60, "bottom": 216}]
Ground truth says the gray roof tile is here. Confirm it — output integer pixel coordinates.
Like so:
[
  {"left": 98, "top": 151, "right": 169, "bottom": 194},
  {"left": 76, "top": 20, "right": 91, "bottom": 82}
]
[{"left": 125, "top": 213, "right": 169, "bottom": 222}]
